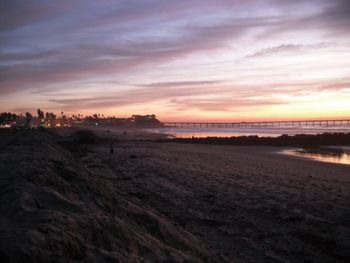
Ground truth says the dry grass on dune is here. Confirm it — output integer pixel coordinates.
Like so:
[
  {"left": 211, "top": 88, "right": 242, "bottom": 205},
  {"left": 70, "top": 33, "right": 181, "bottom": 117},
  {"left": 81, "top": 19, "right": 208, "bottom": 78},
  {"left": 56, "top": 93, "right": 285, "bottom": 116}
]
[{"left": 0, "top": 130, "right": 216, "bottom": 262}]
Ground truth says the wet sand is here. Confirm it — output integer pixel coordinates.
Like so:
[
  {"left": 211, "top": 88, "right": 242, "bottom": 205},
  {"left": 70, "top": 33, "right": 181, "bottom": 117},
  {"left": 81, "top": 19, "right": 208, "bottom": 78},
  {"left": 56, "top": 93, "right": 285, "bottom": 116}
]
[{"left": 1, "top": 128, "right": 349, "bottom": 262}]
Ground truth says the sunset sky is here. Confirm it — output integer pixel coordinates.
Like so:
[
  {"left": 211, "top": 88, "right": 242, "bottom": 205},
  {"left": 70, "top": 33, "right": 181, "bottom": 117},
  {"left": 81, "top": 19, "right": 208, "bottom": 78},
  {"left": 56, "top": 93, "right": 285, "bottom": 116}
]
[{"left": 1, "top": 0, "right": 350, "bottom": 121}]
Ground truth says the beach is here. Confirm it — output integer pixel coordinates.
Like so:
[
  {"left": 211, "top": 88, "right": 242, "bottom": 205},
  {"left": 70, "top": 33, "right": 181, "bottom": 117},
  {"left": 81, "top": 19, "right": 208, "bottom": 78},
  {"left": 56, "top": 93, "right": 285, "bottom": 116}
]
[{"left": 1, "top": 128, "right": 349, "bottom": 262}]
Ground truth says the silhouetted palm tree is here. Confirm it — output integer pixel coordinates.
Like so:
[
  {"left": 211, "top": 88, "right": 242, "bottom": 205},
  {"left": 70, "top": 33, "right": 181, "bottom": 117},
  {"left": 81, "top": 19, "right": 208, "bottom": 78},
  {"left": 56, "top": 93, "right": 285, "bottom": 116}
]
[{"left": 37, "top": 109, "right": 44, "bottom": 118}]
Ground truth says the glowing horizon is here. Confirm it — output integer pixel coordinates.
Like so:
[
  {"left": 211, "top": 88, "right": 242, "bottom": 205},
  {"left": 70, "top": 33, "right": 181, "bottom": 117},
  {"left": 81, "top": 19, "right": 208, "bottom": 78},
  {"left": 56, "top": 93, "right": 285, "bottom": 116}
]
[{"left": 1, "top": 0, "right": 350, "bottom": 121}]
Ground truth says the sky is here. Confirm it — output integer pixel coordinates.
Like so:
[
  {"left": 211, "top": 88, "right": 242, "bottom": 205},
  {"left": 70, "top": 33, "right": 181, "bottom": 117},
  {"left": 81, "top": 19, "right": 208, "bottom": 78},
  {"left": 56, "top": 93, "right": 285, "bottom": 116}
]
[{"left": 1, "top": 0, "right": 350, "bottom": 121}]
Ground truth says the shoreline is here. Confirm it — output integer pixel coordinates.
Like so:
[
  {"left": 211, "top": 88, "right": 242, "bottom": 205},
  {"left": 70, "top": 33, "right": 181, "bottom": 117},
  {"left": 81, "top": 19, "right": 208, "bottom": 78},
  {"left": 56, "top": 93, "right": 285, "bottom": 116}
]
[{"left": 281, "top": 147, "right": 350, "bottom": 166}]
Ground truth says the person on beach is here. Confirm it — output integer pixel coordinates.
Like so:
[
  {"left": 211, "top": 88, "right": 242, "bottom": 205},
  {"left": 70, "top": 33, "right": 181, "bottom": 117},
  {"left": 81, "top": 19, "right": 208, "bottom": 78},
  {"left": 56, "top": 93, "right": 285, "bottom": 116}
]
[{"left": 110, "top": 141, "right": 114, "bottom": 154}]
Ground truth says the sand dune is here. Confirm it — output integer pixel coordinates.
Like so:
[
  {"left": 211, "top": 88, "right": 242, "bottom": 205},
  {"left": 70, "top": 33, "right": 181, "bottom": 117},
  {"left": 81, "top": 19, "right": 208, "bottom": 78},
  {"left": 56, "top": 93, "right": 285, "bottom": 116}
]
[{"left": 0, "top": 130, "right": 216, "bottom": 262}]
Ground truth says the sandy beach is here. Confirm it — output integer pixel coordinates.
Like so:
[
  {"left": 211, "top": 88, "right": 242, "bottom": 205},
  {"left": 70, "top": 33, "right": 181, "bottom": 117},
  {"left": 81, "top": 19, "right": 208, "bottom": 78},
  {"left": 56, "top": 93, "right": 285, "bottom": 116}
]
[{"left": 1, "top": 128, "right": 349, "bottom": 262}]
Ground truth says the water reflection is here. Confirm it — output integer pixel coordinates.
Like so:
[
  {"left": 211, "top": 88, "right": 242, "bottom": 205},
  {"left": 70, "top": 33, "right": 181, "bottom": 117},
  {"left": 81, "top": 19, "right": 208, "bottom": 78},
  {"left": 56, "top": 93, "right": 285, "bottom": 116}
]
[{"left": 286, "top": 147, "right": 350, "bottom": 165}]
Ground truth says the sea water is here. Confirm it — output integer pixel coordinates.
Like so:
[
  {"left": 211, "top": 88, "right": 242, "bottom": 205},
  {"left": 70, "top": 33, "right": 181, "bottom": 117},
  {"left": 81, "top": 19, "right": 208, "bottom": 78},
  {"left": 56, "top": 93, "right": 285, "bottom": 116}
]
[
  {"left": 283, "top": 147, "right": 350, "bottom": 165},
  {"left": 146, "top": 125, "right": 350, "bottom": 138}
]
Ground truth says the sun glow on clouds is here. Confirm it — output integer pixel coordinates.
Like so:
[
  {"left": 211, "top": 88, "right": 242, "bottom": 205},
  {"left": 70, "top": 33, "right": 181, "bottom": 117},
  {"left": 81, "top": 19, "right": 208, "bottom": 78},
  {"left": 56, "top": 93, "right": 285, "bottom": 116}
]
[{"left": 1, "top": 0, "right": 350, "bottom": 121}]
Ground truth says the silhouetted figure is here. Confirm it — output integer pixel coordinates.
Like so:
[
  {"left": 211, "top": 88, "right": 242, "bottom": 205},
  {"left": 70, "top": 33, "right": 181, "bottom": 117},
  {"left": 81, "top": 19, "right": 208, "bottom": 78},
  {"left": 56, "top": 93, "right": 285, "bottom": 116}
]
[
  {"left": 123, "top": 130, "right": 127, "bottom": 136},
  {"left": 110, "top": 142, "right": 114, "bottom": 154},
  {"left": 107, "top": 129, "right": 110, "bottom": 135}
]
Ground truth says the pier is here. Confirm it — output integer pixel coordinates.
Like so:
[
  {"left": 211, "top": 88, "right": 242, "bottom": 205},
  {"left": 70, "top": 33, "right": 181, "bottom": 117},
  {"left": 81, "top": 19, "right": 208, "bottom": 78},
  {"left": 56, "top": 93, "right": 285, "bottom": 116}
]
[{"left": 163, "top": 119, "right": 350, "bottom": 128}]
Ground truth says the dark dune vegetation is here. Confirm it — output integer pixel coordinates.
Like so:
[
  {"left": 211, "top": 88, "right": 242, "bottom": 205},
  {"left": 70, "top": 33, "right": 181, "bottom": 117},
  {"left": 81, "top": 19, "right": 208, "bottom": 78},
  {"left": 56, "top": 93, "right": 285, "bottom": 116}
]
[
  {"left": 0, "top": 130, "right": 216, "bottom": 262},
  {"left": 163, "top": 133, "right": 350, "bottom": 147}
]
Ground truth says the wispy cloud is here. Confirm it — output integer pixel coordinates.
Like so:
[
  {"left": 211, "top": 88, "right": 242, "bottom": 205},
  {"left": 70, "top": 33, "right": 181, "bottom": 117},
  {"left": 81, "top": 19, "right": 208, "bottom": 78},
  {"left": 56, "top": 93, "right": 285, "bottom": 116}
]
[
  {"left": 45, "top": 77, "right": 350, "bottom": 113},
  {"left": 245, "top": 43, "right": 330, "bottom": 58},
  {"left": 139, "top": 80, "right": 224, "bottom": 88}
]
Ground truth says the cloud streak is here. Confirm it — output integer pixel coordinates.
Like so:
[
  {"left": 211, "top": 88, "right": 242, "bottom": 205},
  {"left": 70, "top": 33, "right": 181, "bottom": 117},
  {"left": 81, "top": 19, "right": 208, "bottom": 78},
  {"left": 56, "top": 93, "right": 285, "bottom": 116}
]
[
  {"left": 245, "top": 43, "right": 330, "bottom": 58},
  {"left": 45, "top": 77, "right": 350, "bottom": 113}
]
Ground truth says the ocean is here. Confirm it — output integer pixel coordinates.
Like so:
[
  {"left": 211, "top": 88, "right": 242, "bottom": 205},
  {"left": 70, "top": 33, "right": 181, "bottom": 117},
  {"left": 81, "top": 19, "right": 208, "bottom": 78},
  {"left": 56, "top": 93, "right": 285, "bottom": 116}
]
[{"left": 146, "top": 125, "right": 350, "bottom": 138}]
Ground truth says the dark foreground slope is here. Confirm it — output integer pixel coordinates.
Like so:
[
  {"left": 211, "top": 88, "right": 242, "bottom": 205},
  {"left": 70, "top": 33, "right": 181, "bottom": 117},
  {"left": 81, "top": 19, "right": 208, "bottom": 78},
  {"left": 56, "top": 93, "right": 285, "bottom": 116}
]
[
  {"left": 0, "top": 130, "right": 216, "bottom": 263},
  {"left": 1, "top": 129, "right": 350, "bottom": 263}
]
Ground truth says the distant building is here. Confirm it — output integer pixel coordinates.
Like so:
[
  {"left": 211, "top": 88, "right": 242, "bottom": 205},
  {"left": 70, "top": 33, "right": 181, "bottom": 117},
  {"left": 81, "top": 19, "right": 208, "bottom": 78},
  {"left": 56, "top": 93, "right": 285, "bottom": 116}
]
[
  {"left": 0, "top": 124, "right": 11, "bottom": 129},
  {"left": 130, "top": 114, "right": 163, "bottom": 128},
  {"left": 12, "top": 117, "right": 33, "bottom": 129}
]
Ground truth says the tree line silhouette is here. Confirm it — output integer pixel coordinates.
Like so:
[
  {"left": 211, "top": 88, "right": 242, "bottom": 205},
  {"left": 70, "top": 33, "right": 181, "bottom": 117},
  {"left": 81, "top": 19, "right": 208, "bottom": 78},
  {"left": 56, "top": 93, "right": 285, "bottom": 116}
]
[
  {"left": 0, "top": 109, "right": 59, "bottom": 127},
  {"left": 1, "top": 110, "right": 162, "bottom": 128}
]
